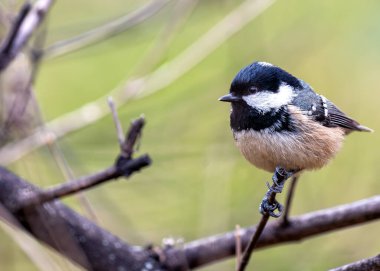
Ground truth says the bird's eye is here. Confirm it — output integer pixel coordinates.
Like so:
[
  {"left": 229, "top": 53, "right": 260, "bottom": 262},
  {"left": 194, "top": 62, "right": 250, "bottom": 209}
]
[{"left": 248, "top": 86, "right": 258, "bottom": 94}]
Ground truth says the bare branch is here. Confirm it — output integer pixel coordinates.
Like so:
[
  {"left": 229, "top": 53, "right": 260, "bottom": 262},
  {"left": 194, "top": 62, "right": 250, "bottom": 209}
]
[
  {"left": 43, "top": 0, "right": 170, "bottom": 59},
  {"left": 108, "top": 97, "right": 125, "bottom": 152},
  {"left": 0, "top": 0, "right": 54, "bottom": 71},
  {"left": 329, "top": 254, "right": 380, "bottom": 271},
  {"left": 122, "top": 117, "right": 145, "bottom": 159},
  {"left": 21, "top": 158, "right": 147, "bottom": 207},
  {"left": 0, "top": 0, "right": 276, "bottom": 165},
  {"left": 163, "top": 196, "right": 380, "bottom": 269},
  {"left": 0, "top": 203, "right": 62, "bottom": 271},
  {"left": 47, "top": 142, "right": 99, "bottom": 222},
  {"left": 21, "top": 116, "right": 150, "bottom": 207},
  {"left": 237, "top": 167, "right": 293, "bottom": 271},
  {"left": 0, "top": 167, "right": 163, "bottom": 271},
  {"left": 0, "top": 166, "right": 379, "bottom": 270},
  {"left": 238, "top": 214, "right": 269, "bottom": 270}
]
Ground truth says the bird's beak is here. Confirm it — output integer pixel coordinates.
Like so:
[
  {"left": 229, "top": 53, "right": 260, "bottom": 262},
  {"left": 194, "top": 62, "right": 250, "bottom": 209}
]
[{"left": 218, "top": 93, "right": 242, "bottom": 103}]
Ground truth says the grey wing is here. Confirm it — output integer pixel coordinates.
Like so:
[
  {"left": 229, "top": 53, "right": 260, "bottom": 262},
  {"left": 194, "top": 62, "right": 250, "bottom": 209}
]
[
  {"left": 312, "top": 95, "right": 372, "bottom": 132},
  {"left": 291, "top": 82, "right": 372, "bottom": 132}
]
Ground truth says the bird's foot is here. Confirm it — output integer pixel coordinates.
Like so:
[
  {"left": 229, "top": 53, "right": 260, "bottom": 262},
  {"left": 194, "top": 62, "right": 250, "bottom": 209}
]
[
  {"left": 260, "top": 167, "right": 296, "bottom": 218},
  {"left": 259, "top": 195, "right": 284, "bottom": 218}
]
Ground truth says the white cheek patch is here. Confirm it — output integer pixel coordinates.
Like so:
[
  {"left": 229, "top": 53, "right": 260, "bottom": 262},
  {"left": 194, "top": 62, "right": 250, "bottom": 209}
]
[{"left": 242, "top": 84, "right": 295, "bottom": 113}]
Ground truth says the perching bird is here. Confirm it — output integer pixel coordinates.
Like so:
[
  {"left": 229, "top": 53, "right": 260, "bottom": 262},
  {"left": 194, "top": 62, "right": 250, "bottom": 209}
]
[{"left": 219, "top": 61, "right": 372, "bottom": 217}]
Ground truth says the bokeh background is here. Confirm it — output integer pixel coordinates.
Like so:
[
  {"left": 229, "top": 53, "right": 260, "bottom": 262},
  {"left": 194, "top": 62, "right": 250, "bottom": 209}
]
[{"left": 0, "top": 0, "right": 379, "bottom": 270}]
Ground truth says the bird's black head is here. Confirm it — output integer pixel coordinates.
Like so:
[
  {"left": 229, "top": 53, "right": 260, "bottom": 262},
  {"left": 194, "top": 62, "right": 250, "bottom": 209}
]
[
  {"left": 219, "top": 61, "right": 302, "bottom": 131},
  {"left": 221, "top": 61, "right": 302, "bottom": 101}
]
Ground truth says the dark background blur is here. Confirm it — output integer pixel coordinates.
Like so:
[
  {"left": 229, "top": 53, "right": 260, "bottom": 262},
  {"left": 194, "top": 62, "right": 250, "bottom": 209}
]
[{"left": 0, "top": 0, "right": 379, "bottom": 270}]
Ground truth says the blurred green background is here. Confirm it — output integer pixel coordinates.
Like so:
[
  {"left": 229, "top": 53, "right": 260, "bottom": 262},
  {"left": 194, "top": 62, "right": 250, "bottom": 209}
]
[{"left": 1, "top": 0, "right": 380, "bottom": 270}]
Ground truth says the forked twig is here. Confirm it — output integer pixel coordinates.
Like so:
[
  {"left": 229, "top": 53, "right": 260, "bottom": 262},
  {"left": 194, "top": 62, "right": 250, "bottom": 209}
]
[{"left": 20, "top": 115, "right": 151, "bottom": 208}]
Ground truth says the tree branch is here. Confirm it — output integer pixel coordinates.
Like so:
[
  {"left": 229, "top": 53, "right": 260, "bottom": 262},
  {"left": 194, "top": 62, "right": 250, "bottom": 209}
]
[
  {"left": 22, "top": 155, "right": 151, "bottom": 207},
  {"left": 0, "top": 165, "right": 379, "bottom": 270},
  {"left": 0, "top": 0, "right": 54, "bottom": 71},
  {"left": 329, "top": 254, "right": 380, "bottom": 271},
  {"left": 0, "top": 167, "right": 162, "bottom": 271},
  {"left": 21, "top": 116, "right": 151, "bottom": 207},
  {"left": 163, "top": 196, "right": 380, "bottom": 269}
]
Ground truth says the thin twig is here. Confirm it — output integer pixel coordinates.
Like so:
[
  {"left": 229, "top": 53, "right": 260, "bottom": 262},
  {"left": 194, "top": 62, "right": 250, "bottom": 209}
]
[
  {"left": 43, "top": 0, "right": 170, "bottom": 59},
  {"left": 237, "top": 180, "right": 283, "bottom": 271},
  {"left": 47, "top": 142, "right": 99, "bottom": 223},
  {"left": 0, "top": 0, "right": 276, "bottom": 165},
  {"left": 329, "top": 254, "right": 380, "bottom": 271},
  {"left": 21, "top": 157, "right": 150, "bottom": 207},
  {"left": 0, "top": 0, "right": 54, "bottom": 71},
  {"left": 238, "top": 215, "right": 269, "bottom": 271},
  {"left": 108, "top": 97, "right": 125, "bottom": 152},
  {"left": 281, "top": 175, "right": 299, "bottom": 226},
  {"left": 123, "top": 117, "right": 145, "bottom": 159},
  {"left": 237, "top": 168, "right": 297, "bottom": 271},
  {"left": 21, "top": 116, "right": 150, "bottom": 208}
]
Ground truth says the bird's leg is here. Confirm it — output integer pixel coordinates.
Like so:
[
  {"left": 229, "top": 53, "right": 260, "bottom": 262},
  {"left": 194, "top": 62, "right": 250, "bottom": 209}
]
[
  {"left": 281, "top": 175, "right": 299, "bottom": 226},
  {"left": 259, "top": 167, "right": 296, "bottom": 218}
]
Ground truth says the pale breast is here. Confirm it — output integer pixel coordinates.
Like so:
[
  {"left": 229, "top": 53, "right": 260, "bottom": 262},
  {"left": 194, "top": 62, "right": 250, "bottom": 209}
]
[{"left": 234, "top": 106, "right": 345, "bottom": 172}]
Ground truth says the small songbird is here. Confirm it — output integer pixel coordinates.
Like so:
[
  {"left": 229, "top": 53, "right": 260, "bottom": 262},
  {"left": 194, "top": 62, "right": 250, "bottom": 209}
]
[
  {"left": 220, "top": 61, "right": 372, "bottom": 173},
  {"left": 219, "top": 61, "right": 372, "bottom": 217}
]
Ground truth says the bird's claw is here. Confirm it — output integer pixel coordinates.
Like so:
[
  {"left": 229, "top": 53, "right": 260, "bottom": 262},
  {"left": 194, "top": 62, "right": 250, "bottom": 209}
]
[
  {"left": 259, "top": 196, "right": 284, "bottom": 218},
  {"left": 260, "top": 167, "right": 295, "bottom": 218}
]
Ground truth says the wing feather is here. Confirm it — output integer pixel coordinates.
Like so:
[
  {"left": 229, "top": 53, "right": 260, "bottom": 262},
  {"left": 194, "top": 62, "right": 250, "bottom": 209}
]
[
  {"left": 291, "top": 86, "right": 372, "bottom": 132},
  {"left": 326, "top": 99, "right": 372, "bottom": 132}
]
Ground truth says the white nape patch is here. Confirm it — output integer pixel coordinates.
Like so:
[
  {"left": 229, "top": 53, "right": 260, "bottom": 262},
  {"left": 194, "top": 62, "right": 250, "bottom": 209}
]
[
  {"left": 242, "top": 84, "right": 295, "bottom": 113},
  {"left": 257, "top": 61, "right": 274, "bottom": 67}
]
